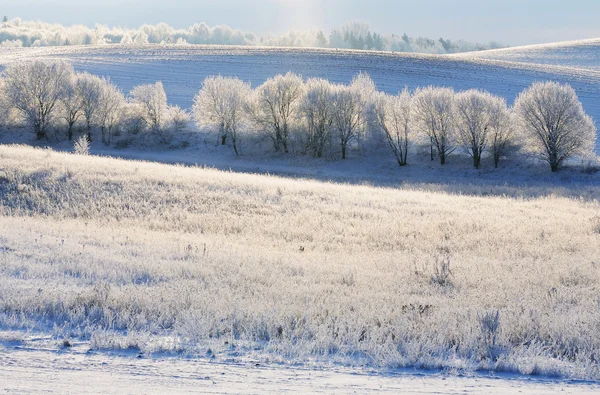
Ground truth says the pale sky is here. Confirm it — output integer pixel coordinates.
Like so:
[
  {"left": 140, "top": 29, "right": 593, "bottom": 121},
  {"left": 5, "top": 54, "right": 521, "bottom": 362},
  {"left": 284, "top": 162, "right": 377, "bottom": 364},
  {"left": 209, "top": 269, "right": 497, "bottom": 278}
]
[{"left": 3, "top": 0, "right": 600, "bottom": 46}]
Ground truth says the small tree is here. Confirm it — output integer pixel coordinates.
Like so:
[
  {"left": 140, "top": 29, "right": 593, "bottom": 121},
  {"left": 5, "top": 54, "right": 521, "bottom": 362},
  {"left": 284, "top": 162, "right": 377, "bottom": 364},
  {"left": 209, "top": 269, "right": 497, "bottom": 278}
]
[
  {"left": 59, "top": 74, "right": 84, "bottom": 140},
  {"left": 330, "top": 84, "right": 364, "bottom": 160},
  {"left": 76, "top": 72, "right": 103, "bottom": 141},
  {"left": 166, "top": 105, "right": 190, "bottom": 133},
  {"left": 245, "top": 72, "right": 304, "bottom": 153},
  {"left": 97, "top": 81, "right": 125, "bottom": 145},
  {"left": 193, "top": 75, "right": 251, "bottom": 155},
  {"left": 454, "top": 89, "right": 497, "bottom": 169},
  {"left": 300, "top": 78, "right": 333, "bottom": 157},
  {"left": 3, "top": 60, "right": 73, "bottom": 140},
  {"left": 514, "top": 81, "right": 596, "bottom": 172},
  {"left": 487, "top": 97, "right": 514, "bottom": 168},
  {"left": 373, "top": 89, "right": 413, "bottom": 166},
  {"left": 412, "top": 86, "right": 457, "bottom": 165},
  {"left": 130, "top": 81, "right": 168, "bottom": 131}
]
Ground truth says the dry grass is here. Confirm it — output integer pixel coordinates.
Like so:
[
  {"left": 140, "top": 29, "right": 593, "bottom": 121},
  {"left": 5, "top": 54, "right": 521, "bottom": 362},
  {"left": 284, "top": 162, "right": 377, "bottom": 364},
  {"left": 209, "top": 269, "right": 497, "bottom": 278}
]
[{"left": 0, "top": 145, "right": 599, "bottom": 378}]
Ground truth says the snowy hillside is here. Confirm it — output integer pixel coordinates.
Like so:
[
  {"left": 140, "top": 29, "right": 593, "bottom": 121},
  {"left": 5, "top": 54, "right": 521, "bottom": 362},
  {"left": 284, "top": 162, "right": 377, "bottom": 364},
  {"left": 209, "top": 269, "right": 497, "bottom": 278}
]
[
  {"left": 0, "top": 44, "right": 599, "bottom": 153},
  {"left": 453, "top": 38, "right": 600, "bottom": 71}
]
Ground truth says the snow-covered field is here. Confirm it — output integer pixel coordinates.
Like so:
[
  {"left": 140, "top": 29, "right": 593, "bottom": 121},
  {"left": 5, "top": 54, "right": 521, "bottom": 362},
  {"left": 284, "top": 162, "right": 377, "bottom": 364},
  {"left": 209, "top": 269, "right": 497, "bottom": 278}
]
[
  {"left": 453, "top": 38, "right": 600, "bottom": 71},
  {"left": 1, "top": 145, "right": 600, "bottom": 393},
  {"left": 1, "top": 332, "right": 598, "bottom": 394},
  {"left": 0, "top": 43, "right": 599, "bottom": 153}
]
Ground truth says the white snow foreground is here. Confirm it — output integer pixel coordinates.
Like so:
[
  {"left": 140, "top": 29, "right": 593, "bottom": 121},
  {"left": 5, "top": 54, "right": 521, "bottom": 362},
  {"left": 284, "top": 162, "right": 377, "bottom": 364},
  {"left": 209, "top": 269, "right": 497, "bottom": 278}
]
[{"left": 0, "top": 333, "right": 597, "bottom": 394}]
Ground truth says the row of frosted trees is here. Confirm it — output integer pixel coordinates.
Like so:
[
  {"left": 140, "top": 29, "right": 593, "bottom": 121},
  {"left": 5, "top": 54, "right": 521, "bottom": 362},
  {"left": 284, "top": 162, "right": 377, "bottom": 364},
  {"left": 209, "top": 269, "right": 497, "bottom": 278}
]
[
  {"left": 193, "top": 72, "right": 596, "bottom": 172},
  {"left": 0, "top": 60, "right": 596, "bottom": 172},
  {"left": 0, "top": 61, "right": 189, "bottom": 144}
]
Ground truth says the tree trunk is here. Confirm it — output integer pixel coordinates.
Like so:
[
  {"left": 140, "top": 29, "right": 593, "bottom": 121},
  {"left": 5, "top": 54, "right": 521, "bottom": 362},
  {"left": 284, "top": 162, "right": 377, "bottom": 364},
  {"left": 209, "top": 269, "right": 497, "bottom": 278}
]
[
  {"left": 473, "top": 154, "right": 481, "bottom": 170},
  {"left": 430, "top": 137, "right": 434, "bottom": 161}
]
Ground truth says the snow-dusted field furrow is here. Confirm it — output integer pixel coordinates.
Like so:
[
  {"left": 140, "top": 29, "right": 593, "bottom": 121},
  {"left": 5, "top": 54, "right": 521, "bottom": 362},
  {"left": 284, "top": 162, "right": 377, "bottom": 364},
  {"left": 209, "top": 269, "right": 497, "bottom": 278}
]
[{"left": 1, "top": 44, "right": 599, "bottom": 152}]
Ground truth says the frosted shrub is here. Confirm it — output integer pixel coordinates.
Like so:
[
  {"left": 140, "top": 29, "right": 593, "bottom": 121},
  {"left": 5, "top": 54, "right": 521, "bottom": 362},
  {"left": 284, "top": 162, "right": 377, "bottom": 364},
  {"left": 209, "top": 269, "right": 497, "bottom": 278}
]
[
  {"left": 73, "top": 135, "right": 90, "bottom": 155},
  {"left": 245, "top": 72, "right": 304, "bottom": 153},
  {"left": 167, "top": 105, "right": 190, "bottom": 133},
  {"left": 514, "top": 81, "right": 597, "bottom": 172},
  {"left": 130, "top": 82, "right": 168, "bottom": 131},
  {"left": 430, "top": 254, "right": 452, "bottom": 287},
  {"left": 478, "top": 310, "right": 501, "bottom": 359}
]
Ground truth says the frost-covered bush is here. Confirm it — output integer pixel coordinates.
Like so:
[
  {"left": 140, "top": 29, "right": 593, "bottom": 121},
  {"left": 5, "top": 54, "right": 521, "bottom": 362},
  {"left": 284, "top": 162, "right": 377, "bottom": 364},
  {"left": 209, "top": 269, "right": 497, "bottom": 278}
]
[
  {"left": 245, "top": 73, "right": 304, "bottom": 153},
  {"left": 73, "top": 134, "right": 89, "bottom": 155},
  {"left": 166, "top": 105, "right": 190, "bottom": 133},
  {"left": 514, "top": 81, "right": 597, "bottom": 172},
  {"left": 130, "top": 82, "right": 168, "bottom": 131},
  {"left": 193, "top": 76, "right": 251, "bottom": 155}
]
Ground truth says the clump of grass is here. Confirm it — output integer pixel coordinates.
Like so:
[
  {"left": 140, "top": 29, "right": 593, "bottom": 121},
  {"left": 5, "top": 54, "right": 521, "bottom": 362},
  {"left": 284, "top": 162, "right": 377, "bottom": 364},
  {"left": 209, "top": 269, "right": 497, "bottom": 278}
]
[{"left": 73, "top": 135, "right": 90, "bottom": 155}]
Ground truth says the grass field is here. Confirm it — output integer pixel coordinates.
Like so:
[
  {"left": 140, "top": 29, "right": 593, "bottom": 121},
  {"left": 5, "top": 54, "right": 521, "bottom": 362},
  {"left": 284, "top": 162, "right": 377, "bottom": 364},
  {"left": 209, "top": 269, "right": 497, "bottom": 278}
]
[{"left": 1, "top": 144, "right": 599, "bottom": 379}]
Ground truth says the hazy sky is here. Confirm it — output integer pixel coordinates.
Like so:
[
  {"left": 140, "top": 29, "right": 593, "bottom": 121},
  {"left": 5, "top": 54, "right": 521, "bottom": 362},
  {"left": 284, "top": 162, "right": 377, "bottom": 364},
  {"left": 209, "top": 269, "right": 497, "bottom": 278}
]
[{"left": 3, "top": 0, "right": 600, "bottom": 45}]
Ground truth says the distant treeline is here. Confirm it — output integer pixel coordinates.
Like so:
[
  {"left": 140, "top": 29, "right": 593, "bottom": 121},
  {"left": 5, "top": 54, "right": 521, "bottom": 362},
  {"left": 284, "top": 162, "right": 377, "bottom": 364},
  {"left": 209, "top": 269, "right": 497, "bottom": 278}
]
[{"left": 0, "top": 18, "right": 505, "bottom": 54}]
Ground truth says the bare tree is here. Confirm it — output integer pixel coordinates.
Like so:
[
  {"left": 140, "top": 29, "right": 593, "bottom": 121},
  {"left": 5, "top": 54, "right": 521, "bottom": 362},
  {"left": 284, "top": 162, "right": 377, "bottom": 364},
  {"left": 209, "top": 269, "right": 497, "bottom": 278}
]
[
  {"left": 193, "top": 75, "right": 251, "bottom": 155},
  {"left": 487, "top": 97, "right": 514, "bottom": 168},
  {"left": 97, "top": 81, "right": 125, "bottom": 145},
  {"left": 514, "top": 81, "right": 597, "bottom": 172},
  {"left": 454, "top": 89, "right": 497, "bottom": 169},
  {"left": 330, "top": 84, "right": 364, "bottom": 160},
  {"left": 245, "top": 72, "right": 304, "bottom": 153},
  {"left": 130, "top": 81, "right": 168, "bottom": 131},
  {"left": 300, "top": 78, "right": 333, "bottom": 157},
  {"left": 76, "top": 72, "right": 103, "bottom": 141},
  {"left": 412, "top": 86, "right": 457, "bottom": 165},
  {"left": 3, "top": 60, "right": 73, "bottom": 140},
  {"left": 373, "top": 88, "right": 413, "bottom": 166},
  {"left": 59, "top": 74, "right": 84, "bottom": 141}
]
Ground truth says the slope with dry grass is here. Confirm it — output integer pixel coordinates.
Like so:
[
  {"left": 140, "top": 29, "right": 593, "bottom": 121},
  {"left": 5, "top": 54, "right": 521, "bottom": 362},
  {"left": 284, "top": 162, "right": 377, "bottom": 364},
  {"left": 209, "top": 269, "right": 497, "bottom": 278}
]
[{"left": 0, "top": 145, "right": 599, "bottom": 378}]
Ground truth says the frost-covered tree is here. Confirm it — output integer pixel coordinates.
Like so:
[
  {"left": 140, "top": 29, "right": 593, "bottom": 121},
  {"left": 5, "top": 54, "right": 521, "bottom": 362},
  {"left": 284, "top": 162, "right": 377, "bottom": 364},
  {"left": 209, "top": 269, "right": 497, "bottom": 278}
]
[
  {"left": 514, "top": 81, "right": 596, "bottom": 172},
  {"left": 76, "top": 72, "right": 103, "bottom": 140},
  {"left": 3, "top": 60, "right": 73, "bottom": 139},
  {"left": 130, "top": 81, "right": 167, "bottom": 131},
  {"left": 166, "top": 105, "right": 190, "bottom": 133},
  {"left": 300, "top": 78, "right": 333, "bottom": 157},
  {"left": 245, "top": 72, "right": 304, "bottom": 153},
  {"left": 330, "top": 84, "right": 365, "bottom": 160},
  {"left": 412, "top": 86, "right": 457, "bottom": 164},
  {"left": 487, "top": 97, "right": 514, "bottom": 168},
  {"left": 0, "top": 77, "right": 12, "bottom": 127},
  {"left": 454, "top": 89, "right": 500, "bottom": 169},
  {"left": 193, "top": 75, "right": 251, "bottom": 155},
  {"left": 97, "top": 81, "right": 125, "bottom": 145},
  {"left": 59, "top": 73, "right": 84, "bottom": 140},
  {"left": 373, "top": 89, "right": 413, "bottom": 166},
  {"left": 349, "top": 72, "right": 377, "bottom": 148}
]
